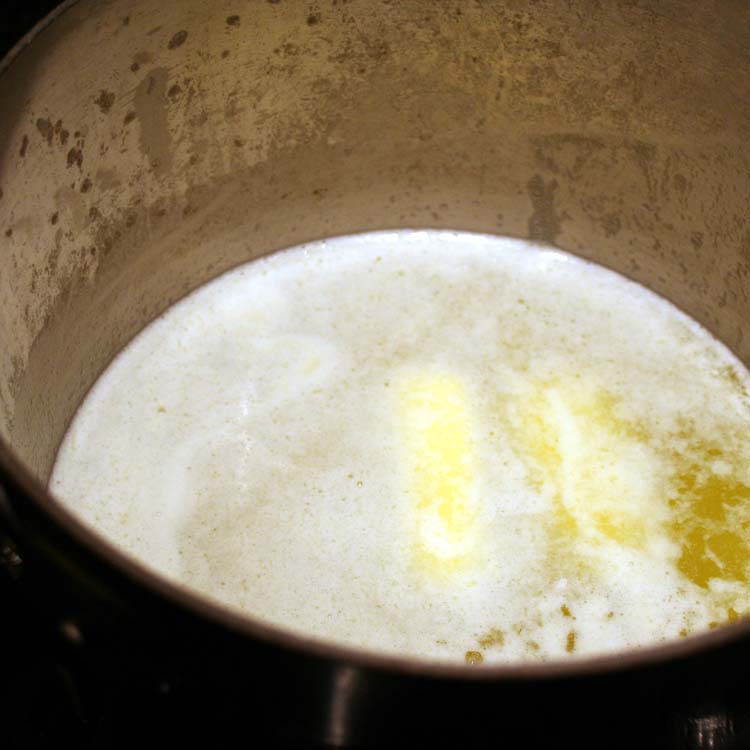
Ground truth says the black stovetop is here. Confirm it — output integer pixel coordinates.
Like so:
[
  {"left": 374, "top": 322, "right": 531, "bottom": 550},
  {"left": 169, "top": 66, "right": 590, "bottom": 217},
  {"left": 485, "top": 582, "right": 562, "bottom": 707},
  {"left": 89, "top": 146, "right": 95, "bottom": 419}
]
[
  {"left": 2, "top": 565, "right": 85, "bottom": 747},
  {"left": 2, "top": 560, "right": 210, "bottom": 748}
]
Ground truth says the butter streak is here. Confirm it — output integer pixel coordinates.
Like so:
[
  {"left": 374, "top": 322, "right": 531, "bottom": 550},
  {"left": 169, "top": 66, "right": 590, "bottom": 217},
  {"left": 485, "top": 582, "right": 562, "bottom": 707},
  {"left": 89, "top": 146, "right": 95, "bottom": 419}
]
[{"left": 399, "top": 373, "right": 481, "bottom": 576}]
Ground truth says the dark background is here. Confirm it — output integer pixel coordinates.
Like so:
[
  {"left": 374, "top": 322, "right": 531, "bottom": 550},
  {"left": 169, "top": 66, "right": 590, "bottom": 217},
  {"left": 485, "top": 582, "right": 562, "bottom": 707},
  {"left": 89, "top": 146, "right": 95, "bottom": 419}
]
[{"left": 0, "top": 1, "right": 62, "bottom": 59}]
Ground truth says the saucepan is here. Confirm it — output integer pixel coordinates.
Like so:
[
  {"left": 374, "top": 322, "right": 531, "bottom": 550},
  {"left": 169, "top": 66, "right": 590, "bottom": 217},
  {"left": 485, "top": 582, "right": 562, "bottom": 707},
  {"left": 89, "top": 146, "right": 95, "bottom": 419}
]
[{"left": 1, "top": 1, "right": 750, "bottom": 746}]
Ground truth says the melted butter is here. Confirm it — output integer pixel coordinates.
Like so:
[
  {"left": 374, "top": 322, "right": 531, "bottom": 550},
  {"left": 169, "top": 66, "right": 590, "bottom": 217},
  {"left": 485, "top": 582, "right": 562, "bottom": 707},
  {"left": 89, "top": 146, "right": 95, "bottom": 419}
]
[
  {"left": 667, "top": 437, "right": 750, "bottom": 589},
  {"left": 511, "top": 379, "right": 659, "bottom": 550},
  {"left": 512, "top": 376, "right": 750, "bottom": 598},
  {"left": 399, "top": 373, "right": 481, "bottom": 576}
]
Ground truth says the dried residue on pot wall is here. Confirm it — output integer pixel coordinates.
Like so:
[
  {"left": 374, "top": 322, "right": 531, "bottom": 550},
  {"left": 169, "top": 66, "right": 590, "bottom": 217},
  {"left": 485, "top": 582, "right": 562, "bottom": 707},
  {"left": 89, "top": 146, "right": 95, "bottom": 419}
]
[{"left": 0, "top": 0, "right": 749, "bottom": 481}]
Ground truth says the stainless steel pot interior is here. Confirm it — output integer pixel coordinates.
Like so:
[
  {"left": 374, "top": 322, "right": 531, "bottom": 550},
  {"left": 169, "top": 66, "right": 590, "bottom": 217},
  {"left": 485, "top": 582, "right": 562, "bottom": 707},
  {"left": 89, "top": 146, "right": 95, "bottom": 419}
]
[{"left": 1, "top": 0, "right": 750, "bottom": 674}]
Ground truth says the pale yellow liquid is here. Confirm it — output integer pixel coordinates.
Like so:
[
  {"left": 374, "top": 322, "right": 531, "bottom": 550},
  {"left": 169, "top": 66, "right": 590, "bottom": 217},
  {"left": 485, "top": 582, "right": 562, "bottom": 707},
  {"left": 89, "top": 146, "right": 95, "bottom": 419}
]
[{"left": 50, "top": 231, "right": 750, "bottom": 663}]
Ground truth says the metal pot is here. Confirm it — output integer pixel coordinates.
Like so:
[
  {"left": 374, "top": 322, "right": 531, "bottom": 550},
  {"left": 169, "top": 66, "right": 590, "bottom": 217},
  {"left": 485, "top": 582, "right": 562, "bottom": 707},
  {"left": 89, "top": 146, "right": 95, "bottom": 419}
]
[{"left": 1, "top": 1, "right": 750, "bottom": 746}]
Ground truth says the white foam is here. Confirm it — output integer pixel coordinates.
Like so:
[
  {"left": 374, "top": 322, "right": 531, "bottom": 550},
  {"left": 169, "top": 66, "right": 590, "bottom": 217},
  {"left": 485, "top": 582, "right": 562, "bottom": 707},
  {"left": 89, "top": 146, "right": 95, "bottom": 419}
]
[{"left": 50, "top": 231, "right": 750, "bottom": 663}]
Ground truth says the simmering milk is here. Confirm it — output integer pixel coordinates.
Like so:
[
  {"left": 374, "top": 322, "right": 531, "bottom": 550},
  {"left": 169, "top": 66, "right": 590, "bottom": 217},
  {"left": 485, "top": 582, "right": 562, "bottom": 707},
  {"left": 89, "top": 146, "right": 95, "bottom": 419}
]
[{"left": 50, "top": 231, "right": 750, "bottom": 663}]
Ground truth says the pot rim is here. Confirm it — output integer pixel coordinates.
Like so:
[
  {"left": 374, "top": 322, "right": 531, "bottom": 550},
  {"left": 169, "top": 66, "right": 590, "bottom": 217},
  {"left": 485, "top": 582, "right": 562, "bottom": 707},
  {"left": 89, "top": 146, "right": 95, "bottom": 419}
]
[{"left": 1, "top": 0, "right": 749, "bottom": 684}]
